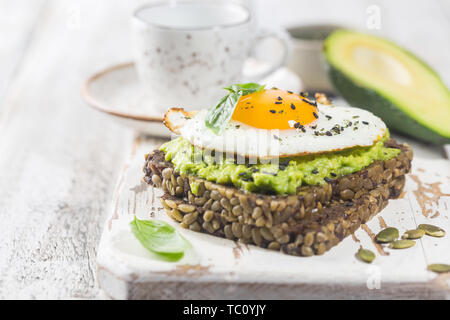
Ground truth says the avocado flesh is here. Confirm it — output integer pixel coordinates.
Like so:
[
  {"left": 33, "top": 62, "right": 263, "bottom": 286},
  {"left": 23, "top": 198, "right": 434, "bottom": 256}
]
[{"left": 324, "top": 30, "right": 450, "bottom": 143}]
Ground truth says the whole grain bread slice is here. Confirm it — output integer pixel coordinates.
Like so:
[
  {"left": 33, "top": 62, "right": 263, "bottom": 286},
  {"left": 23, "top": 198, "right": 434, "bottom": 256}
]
[{"left": 143, "top": 139, "right": 412, "bottom": 256}]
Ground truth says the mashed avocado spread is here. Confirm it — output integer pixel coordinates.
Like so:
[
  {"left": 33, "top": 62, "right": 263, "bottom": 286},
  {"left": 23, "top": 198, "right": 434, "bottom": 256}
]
[{"left": 160, "top": 135, "right": 400, "bottom": 195}]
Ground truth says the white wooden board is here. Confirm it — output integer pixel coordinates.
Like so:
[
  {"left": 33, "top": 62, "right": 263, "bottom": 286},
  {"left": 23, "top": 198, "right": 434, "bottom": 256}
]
[{"left": 97, "top": 138, "right": 450, "bottom": 299}]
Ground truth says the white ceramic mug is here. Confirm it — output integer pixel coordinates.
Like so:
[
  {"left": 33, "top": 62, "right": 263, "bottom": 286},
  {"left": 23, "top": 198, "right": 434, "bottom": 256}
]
[{"left": 131, "top": 1, "right": 291, "bottom": 112}]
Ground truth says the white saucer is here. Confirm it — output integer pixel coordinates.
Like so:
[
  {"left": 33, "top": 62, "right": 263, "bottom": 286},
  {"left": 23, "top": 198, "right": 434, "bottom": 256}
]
[{"left": 82, "top": 62, "right": 303, "bottom": 137}]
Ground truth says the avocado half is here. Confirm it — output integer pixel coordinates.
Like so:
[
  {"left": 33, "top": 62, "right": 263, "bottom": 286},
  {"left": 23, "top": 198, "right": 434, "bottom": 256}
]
[{"left": 324, "top": 29, "right": 450, "bottom": 144}]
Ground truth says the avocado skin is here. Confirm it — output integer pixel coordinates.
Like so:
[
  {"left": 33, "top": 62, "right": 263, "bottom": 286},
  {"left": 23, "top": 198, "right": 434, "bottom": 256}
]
[{"left": 326, "top": 64, "right": 450, "bottom": 144}]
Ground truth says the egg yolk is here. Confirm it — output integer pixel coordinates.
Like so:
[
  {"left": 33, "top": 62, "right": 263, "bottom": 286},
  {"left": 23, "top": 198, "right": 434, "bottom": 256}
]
[{"left": 231, "top": 89, "right": 318, "bottom": 130}]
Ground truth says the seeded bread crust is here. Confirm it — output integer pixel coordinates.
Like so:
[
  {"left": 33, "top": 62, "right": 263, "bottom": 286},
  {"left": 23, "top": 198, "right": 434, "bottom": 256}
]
[{"left": 143, "top": 139, "right": 412, "bottom": 256}]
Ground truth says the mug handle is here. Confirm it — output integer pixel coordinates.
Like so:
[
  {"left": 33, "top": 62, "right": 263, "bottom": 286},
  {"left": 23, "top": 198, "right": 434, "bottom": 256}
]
[{"left": 244, "top": 28, "right": 292, "bottom": 82}]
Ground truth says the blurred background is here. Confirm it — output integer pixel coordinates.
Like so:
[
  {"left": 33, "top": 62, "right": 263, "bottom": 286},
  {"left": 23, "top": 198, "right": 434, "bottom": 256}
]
[{"left": 0, "top": 0, "right": 448, "bottom": 299}]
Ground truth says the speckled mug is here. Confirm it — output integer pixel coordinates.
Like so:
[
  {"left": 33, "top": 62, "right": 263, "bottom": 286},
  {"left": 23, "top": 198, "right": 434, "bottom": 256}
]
[{"left": 131, "top": 1, "right": 290, "bottom": 112}]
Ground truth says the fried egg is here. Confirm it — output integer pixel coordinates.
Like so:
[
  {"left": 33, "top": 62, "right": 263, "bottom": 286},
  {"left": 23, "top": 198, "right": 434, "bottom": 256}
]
[{"left": 164, "top": 89, "right": 387, "bottom": 158}]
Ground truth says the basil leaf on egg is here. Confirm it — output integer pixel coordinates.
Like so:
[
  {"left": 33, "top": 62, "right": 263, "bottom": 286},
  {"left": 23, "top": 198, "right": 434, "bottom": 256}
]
[
  {"left": 130, "top": 217, "right": 191, "bottom": 262},
  {"left": 224, "top": 82, "right": 266, "bottom": 95},
  {"left": 205, "top": 83, "right": 265, "bottom": 134}
]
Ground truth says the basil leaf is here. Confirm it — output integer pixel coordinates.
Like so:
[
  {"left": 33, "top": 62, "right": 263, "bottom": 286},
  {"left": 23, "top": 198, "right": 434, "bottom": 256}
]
[
  {"left": 205, "top": 92, "right": 242, "bottom": 135},
  {"left": 205, "top": 83, "right": 265, "bottom": 134},
  {"left": 130, "top": 217, "right": 191, "bottom": 262},
  {"left": 224, "top": 82, "right": 265, "bottom": 95}
]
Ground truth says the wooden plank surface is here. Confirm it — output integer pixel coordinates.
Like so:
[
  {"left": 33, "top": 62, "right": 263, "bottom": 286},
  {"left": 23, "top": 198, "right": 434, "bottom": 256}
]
[
  {"left": 0, "top": 0, "right": 143, "bottom": 299},
  {"left": 0, "top": 0, "right": 448, "bottom": 299},
  {"left": 0, "top": 0, "right": 45, "bottom": 104}
]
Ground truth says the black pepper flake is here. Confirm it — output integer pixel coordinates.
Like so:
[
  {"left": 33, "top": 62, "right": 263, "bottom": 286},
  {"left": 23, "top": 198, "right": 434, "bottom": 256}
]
[
  {"left": 302, "top": 98, "right": 317, "bottom": 107},
  {"left": 274, "top": 101, "right": 282, "bottom": 105},
  {"left": 311, "top": 125, "right": 317, "bottom": 129},
  {"left": 287, "top": 91, "right": 293, "bottom": 94},
  {"left": 252, "top": 168, "right": 259, "bottom": 173},
  {"left": 277, "top": 96, "right": 283, "bottom": 101},
  {"left": 314, "top": 131, "right": 319, "bottom": 136},
  {"left": 324, "top": 177, "right": 333, "bottom": 183},
  {"left": 345, "top": 201, "right": 354, "bottom": 207},
  {"left": 300, "top": 91, "right": 308, "bottom": 97},
  {"left": 313, "top": 112, "right": 318, "bottom": 119},
  {"left": 325, "top": 115, "right": 332, "bottom": 120},
  {"left": 325, "top": 131, "right": 332, "bottom": 136},
  {"left": 279, "top": 165, "right": 286, "bottom": 171},
  {"left": 330, "top": 172, "right": 337, "bottom": 177},
  {"left": 273, "top": 135, "right": 282, "bottom": 141},
  {"left": 290, "top": 103, "right": 296, "bottom": 110},
  {"left": 269, "top": 110, "right": 276, "bottom": 114},
  {"left": 238, "top": 172, "right": 254, "bottom": 182},
  {"left": 278, "top": 110, "right": 284, "bottom": 114},
  {"left": 280, "top": 159, "right": 290, "bottom": 166},
  {"left": 312, "top": 169, "right": 319, "bottom": 174},
  {"left": 294, "top": 122, "right": 300, "bottom": 129},
  {"left": 362, "top": 121, "right": 369, "bottom": 125}
]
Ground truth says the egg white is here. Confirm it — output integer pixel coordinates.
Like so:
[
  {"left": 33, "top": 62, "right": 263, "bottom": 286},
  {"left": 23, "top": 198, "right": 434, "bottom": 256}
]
[{"left": 164, "top": 103, "right": 387, "bottom": 158}]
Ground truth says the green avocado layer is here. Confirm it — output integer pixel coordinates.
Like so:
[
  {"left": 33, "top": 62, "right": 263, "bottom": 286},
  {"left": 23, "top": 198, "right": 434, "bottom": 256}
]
[{"left": 160, "top": 136, "right": 400, "bottom": 195}]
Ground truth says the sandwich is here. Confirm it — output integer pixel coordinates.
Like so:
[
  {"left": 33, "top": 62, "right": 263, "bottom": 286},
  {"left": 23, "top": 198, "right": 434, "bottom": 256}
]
[{"left": 143, "top": 84, "right": 412, "bottom": 256}]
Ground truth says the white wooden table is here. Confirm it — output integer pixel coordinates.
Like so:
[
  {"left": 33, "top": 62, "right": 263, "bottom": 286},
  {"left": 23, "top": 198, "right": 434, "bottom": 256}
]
[{"left": 0, "top": 0, "right": 448, "bottom": 299}]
